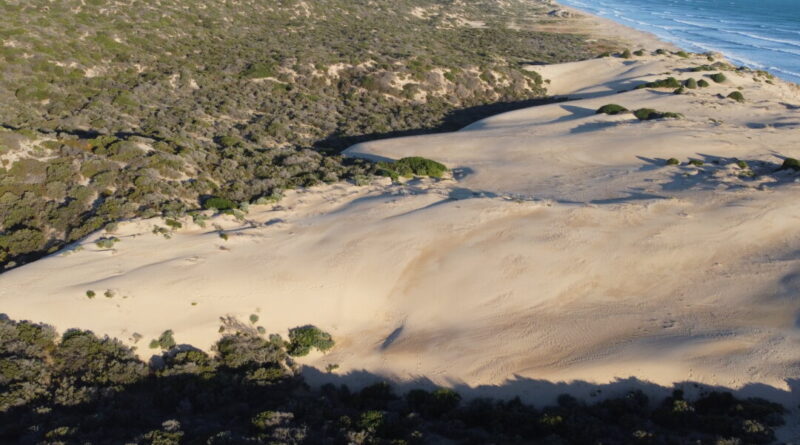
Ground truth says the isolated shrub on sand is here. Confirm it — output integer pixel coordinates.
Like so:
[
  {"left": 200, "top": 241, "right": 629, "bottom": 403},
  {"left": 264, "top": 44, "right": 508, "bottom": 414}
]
[
  {"left": 780, "top": 158, "right": 800, "bottom": 171},
  {"left": 675, "top": 51, "right": 689, "bottom": 58},
  {"left": 633, "top": 108, "right": 684, "bottom": 120},
  {"left": 697, "top": 79, "right": 710, "bottom": 88},
  {"left": 710, "top": 73, "right": 727, "bottom": 83},
  {"left": 666, "top": 158, "right": 680, "bottom": 166},
  {"left": 287, "top": 325, "right": 334, "bottom": 356},
  {"left": 621, "top": 49, "right": 632, "bottom": 59},
  {"left": 596, "top": 104, "right": 628, "bottom": 115},
  {"left": 727, "top": 91, "right": 745, "bottom": 102},
  {"left": 673, "top": 87, "right": 686, "bottom": 95},
  {"left": 377, "top": 157, "right": 447, "bottom": 181},
  {"left": 149, "top": 330, "right": 176, "bottom": 350},
  {"left": 635, "top": 77, "right": 681, "bottom": 89},
  {"left": 633, "top": 49, "right": 645, "bottom": 56},
  {"left": 684, "top": 78, "right": 698, "bottom": 89},
  {"left": 688, "top": 159, "right": 704, "bottom": 166}
]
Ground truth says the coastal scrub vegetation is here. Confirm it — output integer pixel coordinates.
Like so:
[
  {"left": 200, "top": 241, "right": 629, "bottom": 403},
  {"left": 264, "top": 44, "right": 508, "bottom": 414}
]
[
  {"left": 0, "top": 315, "right": 786, "bottom": 443},
  {"left": 727, "top": 91, "right": 745, "bottom": 102},
  {"left": 635, "top": 77, "right": 682, "bottom": 89},
  {"left": 0, "top": 0, "right": 611, "bottom": 271},
  {"left": 376, "top": 157, "right": 448, "bottom": 181},
  {"left": 633, "top": 109, "right": 684, "bottom": 121},
  {"left": 596, "top": 104, "right": 629, "bottom": 115},
  {"left": 710, "top": 73, "right": 728, "bottom": 83}
]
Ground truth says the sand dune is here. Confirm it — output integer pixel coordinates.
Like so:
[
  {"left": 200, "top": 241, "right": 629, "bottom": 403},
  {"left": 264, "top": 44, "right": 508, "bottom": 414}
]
[{"left": 3, "top": 53, "right": 800, "bottom": 409}]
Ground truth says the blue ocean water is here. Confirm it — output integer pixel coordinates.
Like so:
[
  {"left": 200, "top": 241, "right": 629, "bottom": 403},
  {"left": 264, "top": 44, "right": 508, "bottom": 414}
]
[{"left": 557, "top": 0, "right": 800, "bottom": 83}]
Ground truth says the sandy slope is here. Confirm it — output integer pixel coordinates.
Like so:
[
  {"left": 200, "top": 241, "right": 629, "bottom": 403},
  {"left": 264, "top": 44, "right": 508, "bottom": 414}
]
[{"left": 3, "top": 53, "right": 800, "bottom": 411}]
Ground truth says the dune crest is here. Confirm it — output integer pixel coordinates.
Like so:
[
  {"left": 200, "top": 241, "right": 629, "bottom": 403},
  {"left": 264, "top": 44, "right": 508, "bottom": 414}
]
[{"left": 3, "top": 53, "right": 800, "bottom": 398}]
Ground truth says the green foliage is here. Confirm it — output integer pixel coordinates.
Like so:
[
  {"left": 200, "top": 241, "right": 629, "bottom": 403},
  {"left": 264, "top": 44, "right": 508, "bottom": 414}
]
[
  {"left": 727, "top": 91, "right": 744, "bottom": 102},
  {"left": 666, "top": 158, "right": 680, "bottom": 166},
  {"left": 621, "top": 49, "right": 632, "bottom": 59},
  {"left": 633, "top": 108, "right": 684, "bottom": 120},
  {"left": 164, "top": 219, "right": 182, "bottom": 230},
  {"left": 688, "top": 159, "right": 704, "bottom": 166},
  {"left": 633, "top": 49, "right": 644, "bottom": 56},
  {"left": 595, "top": 104, "right": 628, "bottom": 115},
  {"left": 781, "top": 158, "right": 800, "bottom": 171},
  {"left": 249, "top": 314, "right": 259, "bottom": 324},
  {"left": 710, "top": 73, "right": 727, "bottom": 83},
  {"left": 697, "top": 79, "right": 710, "bottom": 88},
  {"left": 376, "top": 157, "right": 447, "bottom": 181},
  {"left": 287, "top": 325, "right": 335, "bottom": 356},
  {"left": 86, "top": 290, "right": 96, "bottom": 298},
  {"left": 635, "top": 77, "right": 682, "bottom": 89},
  {"left": 203, "top": 197, "right": 237, "bottom": 211},
  {"left": 675, "top": 51, "right": 689, "bottom": 58},
  {"left": 150, "top": 330, "right": 176, "bottom": 350},
  {"left": 0, "top": 315, "right": 788, "bottom": 443},
  {"left": 95, "top": 236, "right": 120, "bottom": 249},
  {"left": 684, "top": 78, "right": 698, "bottom": 89}
]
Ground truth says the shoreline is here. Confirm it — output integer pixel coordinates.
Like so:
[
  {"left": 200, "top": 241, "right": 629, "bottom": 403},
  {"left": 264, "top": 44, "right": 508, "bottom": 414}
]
[{"left": 550, "top": 0, "right": 800, "bottom": 85}]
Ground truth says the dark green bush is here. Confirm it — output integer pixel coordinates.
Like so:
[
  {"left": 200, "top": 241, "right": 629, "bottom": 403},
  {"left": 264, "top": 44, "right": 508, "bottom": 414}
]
[
  {"left": 203, "top": 197, "right": 237, "bottom": 211},
  {"left": 697, "top": 79, "right": 710, "bottom": 88},
  {"left": 635, "top": 77, "right": 682, "bottom": 89},
  {"left": 684, "top": 78, "right": 698, "bottom": 89},
  {"left": 781, "top": 158, "right": 800, "bottom": 171},
  {"left": 666, "top": 158, "right": 680, "bottom": 166},
  {"left": 675, "top": 51, "right": 689, "bottom": 58},
  {"left": 633, "top": 49, "right": 645, "bottom": 56},
  {"left": 377, "top": 156, "right": 447, "bottom": 180},
  {"left": 596, "top": 104, "right": 628, "bottom": 115},
  {"left": 710, "top": 73, "right": 727, "bottom": 83},
  {"left": 287, "top": 325, "right": 335, "bottom": 356},
  {"left": 688, "top": 159, "right": 704, "bottom": 166},
  {"left": 633, "top": 108, "right": 684, "bottom": 120},
  {"left": 621, "top": 49, "right": 632, "bottom": 59},
  {"left": 727, "top": 91, "right": 744, "bottom": 102}
]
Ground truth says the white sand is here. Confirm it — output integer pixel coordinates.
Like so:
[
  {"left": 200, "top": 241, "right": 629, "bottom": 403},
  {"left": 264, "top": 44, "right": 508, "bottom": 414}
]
[{"left": 3, "top": 53, "right": 800, "bottom": 416}]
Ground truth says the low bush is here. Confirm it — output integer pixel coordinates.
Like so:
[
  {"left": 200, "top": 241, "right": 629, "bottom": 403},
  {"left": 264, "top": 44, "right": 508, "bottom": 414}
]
[
  {"left": 621, "top": 49, "right": 632, "bottom": 59},
  {"left": 727, "top": 91, "right": 745, "bottom": 102},
  {"left": 781, "top": 158, "right": 800, "bottom": 171},
  {"left": 633, "top": 108, "right": 684, "bottom": 120},
  {"left": 697, "top": 79, "right": 710, "bottom": 87},
  {"left": 287, "top": 325, "right": 335, "bottom": 356},
  {"left": 376, "top": 157, "right": 447, "bottom": 181},
  {"left": 596, "top": 104, "right": 628, "bottom": 115},
  {"left": 666, "top": 158, "right": 680, "bottom": 166},
  {"left": 635, "top": 77, "right": 682, "bottom": 89},
  {"left": 633, "top": 49, "right": 645, "bottom": 56},
  {"left": 710, "top": 73, "right": 727, "bottom": 83},
  {"left": 675, "top": 51, "right": 689, "bottom": 58},
  {"left": 684, "top": 78, "right": 698, "bottom": 89},
  {"left": 150, "top": 330, "right": 176, "bottom": 350},
  {"left": 203, "top": 197, "right": 237, "bottom": 211},
  {"left": 95, "top": 237, "right": 120, "bottom": 249}
]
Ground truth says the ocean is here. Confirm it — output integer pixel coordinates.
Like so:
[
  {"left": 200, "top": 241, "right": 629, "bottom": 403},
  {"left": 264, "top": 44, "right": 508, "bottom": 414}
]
[{"left": 557, "top": 0, "right": 800, "bottom": 84}]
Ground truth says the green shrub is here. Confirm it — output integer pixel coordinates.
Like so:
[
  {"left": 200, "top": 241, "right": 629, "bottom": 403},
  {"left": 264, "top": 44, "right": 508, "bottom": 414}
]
[
  {"left": 249, "top": 314, "right": 259, "bottom": 324},
  {"left": 684, "top": 78, "right": 698, "bottom": 89},
  {"left": 727, "top": 91, "right": 744, "bottom": 102},
  {"left": 165, "top": 218, "right": 182, "bottom": 230},
  {"left": 710, "top": 73, "right": 727, "bottom": 83},
  {"left": 596, "top": 104, "right": 628, "bottom": 115},
  {"left": 287, "top": 325, "right": 334, "bottom": 356},
  {"left": 633, "top": 49, "right": 645, "bottom": 56},
  {"left": 203, "top": 197, "right": 237, "bottom": 211},
  {"left": 675, "top": 51, "right": 689, "bottom": 58},
  {"left": 635, "top": 77, "right": 681, "bottom": 89},
  {"left": 95, "top": 236, "right": 120, "bottom": 249},
  {"left": 736, "top": 160, "right": 749, "bottom": 169},
  {"left": 621, "top": 49, "right": 632, "bottom": 59},
  {"left": 666, "top": 158, "right": 680, "bottom": 166},
  {"left": 688, "top": 160, "right": 704, "bottom": 166},
  {"left": 697, "top": 79, "right": 710, "bottom": 88},
  {"left": 104, "top": 289, "right": 115, "bottom": 298},
  {"left": 781, "top": 158, "right": 800, "bottom": 171},
  {"left": 633, "top": 108, "right": 684, "bottom": 120},
  {"left": 377, "top": 157, "right": 447, "bottom": 180},
  {"left": 673, "top": 87, "right": 685, "bottom": 94},
  {"left": 86, "top": 290, "right": 96, "bottom": 298},
  {"left": 151, "top": 330, "right": 176, "bottom": 350}
]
